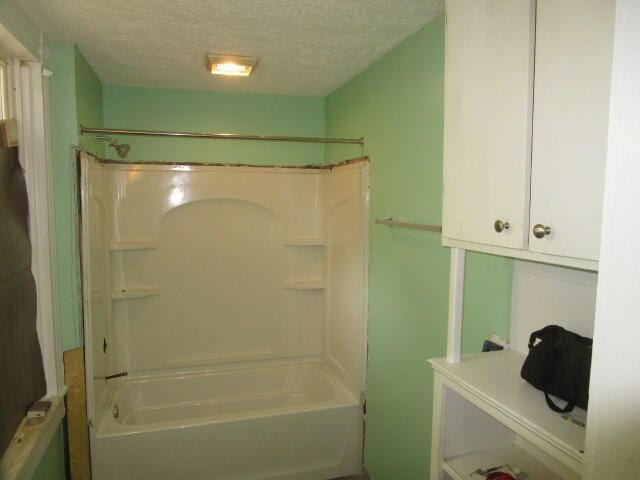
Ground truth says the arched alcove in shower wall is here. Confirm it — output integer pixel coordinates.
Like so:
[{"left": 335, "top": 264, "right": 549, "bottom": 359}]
[
  {"left": 102, "top": 164, "right": 327, "bottom": 374},
  {"left": 135, "top": 199, "right": 289, "bottom": 370}
]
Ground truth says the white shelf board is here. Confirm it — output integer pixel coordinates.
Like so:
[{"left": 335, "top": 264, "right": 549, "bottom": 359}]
[
  {"left": 444, "top": 445, "right": 578, "bottom": 480},
  {"left": 430, "top": 350, "right": 586, "bottom": 465},
  {"left": 282, "top": 237, "right": 326, "bottom": 246},
  {"left": 283, "top": 280, "right": 325, "bottom": 290},
  {"left": 111, "top": 286, "right": 159, "bottom": 300},
  {"left": 442, "top": 236, "right": 598, "bottom": 271},
  {"left": 109, "top": 240, "right": 157, "bottom": 251}
]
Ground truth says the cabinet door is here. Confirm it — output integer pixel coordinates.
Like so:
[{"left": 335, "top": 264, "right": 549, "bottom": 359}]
[
  {"left": 442, "top": 0, "right": 536, "bottom": 249},
  {"left": 529, "top": 0, "right": 615, "bottom": 260}
]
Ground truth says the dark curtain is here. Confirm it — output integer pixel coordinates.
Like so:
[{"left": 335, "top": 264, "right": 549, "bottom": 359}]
[{"left": 0, "top": 147, "right": 46, "bottom": 457}]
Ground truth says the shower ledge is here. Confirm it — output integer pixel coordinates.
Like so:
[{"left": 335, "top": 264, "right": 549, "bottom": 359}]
[
  {"left": 283, "top": 280, "right": 325, "bottom": 290},
  {"left": 282, "top": 237, "right": 326, "bottom": 246},
  {"left": 111, "top": 286, "right": 159, "bottom": 300},
  {"left": 109, "top": 240, "right": 158, "bottom": 251}
]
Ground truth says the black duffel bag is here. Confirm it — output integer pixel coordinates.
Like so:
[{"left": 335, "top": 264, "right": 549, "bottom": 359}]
[{"left": 520, "top": 325, "right": 592, "bottom": 413}]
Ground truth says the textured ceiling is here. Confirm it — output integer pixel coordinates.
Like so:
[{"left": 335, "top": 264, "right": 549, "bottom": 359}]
[{"left": 17, "top": 0, "right": 443, "bottom": 96}]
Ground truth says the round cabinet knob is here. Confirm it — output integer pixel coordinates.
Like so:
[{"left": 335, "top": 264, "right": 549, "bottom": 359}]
[
  {"left": 494, "top": 219, "right": 510, "bottom": 233},
  {"left": 533, "top": 224, "right": 552, "bottom": 239}
]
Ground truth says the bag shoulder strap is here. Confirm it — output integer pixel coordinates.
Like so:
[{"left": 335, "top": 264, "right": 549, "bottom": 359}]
[{"left": 545, "top": 391, "right": 576, "bottom": 413}]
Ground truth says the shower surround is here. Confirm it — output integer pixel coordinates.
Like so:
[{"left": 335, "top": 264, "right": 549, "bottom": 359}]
[{"left": 79, "top": 153, "right": 369, "bottom": 480}]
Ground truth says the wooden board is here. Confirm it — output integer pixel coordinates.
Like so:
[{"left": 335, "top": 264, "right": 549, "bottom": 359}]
[{"left": 64, "top": 348, "right": 91, "bottom": 480}]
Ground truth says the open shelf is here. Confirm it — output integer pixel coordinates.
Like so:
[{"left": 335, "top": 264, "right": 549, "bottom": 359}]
[
  {"left": 443, "top": 445, "right": 578, "bottom": 480},
  {"left": 283, "top": 280, "right": 325, "bottom": 290},
  {"left": 109, "top": 240, "right": 158, "bottom": 251},
  {"left": 111, "top": 286, "right": 159, "bottom": 300},
  {"left": 282, "top": 237, "right": 326, "bottom": 247},
  {"left": 430, "top": 350, "right": 586, "bottom": 468}
]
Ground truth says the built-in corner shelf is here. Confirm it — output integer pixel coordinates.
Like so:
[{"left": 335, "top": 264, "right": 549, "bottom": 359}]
[
  {"left": 283, "top": 280, "right": 325, "bottom": 290},
  {"left": 111, "top": 286, "right": 159, "bottom": 300},
  {"left": 90, "top": 289, "right": 104, "bottom": 301},
  {"left": 109, "top": 240, "right": 158, "bottom": 251},
  {"left": 282, "top": 237, "right": 326, "bottom": 247},
  {"left": 443, "top": 445, "right": 578, "bottom": 480},
  {"left": 430, "top": 350, "right": 586, "bottom": 475}
]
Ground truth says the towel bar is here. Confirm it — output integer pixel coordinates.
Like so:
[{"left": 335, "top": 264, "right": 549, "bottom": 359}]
[{"left": 374, "top": 217, "right": 442, "bottom": 232}]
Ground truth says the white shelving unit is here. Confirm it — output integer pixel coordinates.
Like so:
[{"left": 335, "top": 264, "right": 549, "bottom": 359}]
[
  {"left": 430, "top": 243, "right": 591, "bottom": 480},
  {"left": 431, "top": 351, "right": 586, "bottom": 479},
  {"left": 431, "top": 350, "right": 585, "bottom": 476},
  {"left": 433, "top": 1, "right": 609, "bottom": 468}
]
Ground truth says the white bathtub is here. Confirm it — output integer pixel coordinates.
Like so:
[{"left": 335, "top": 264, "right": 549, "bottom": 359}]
[{"left": 91, "top": 360, "right": 363, "bottom": 480}]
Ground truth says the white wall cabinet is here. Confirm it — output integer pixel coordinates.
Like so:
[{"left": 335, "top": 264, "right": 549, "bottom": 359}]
[
  {"left": 432, "top": 1, "right": 617, "bottom": 479},
  {"left": 442, "top": 0, "right": 615, "bottom": 270},
  {"left": 528, "top": 0, "right": 615, "bottom": 261},
  {"left": 442, "top": 0, "right": 535, "bottom": 250}
]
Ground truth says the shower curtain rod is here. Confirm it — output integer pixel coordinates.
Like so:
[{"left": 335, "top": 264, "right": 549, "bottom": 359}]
[{"left": 80, "top": 125, "right": 364, "bottom": 145}]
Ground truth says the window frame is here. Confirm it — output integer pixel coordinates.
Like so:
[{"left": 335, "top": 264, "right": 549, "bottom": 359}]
[
  {"left": 0, "top": 15, "right": 66, "bottom": 479},
  {"left": 11, "top": 56, "right": 64, "bottom": 396}
]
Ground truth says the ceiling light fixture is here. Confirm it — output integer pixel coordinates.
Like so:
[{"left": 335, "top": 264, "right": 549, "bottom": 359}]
[{"left": 206, "top": 54, "right": 258, "bottom": 77}]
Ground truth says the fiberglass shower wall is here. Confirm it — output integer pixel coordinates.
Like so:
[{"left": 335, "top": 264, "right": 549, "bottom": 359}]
[{"left": 80, "top": 152, "right": 369, "bottom": 423}]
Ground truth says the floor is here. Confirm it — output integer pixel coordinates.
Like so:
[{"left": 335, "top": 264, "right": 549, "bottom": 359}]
[{"left": 333, "top": 474, "right": 369, "bottom": 480}]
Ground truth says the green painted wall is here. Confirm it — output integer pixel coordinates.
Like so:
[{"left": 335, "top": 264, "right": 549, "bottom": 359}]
[
  {"left": 50, "top": 44, "right": 104, "bottom": 352},
  {"left": 325, "top": 18, "right": 513, "bottom": 479},
  {"left": 0, "top": 1, "right": 41, "bottom": 60},
  {"left": 49, "top": 42, "right": 82, "bottom": 352},
  {"left": 75, "top": 47, "right": 105, "bottom": 157},
  {"left": 41, "top": 43, "right": 103, "bottom": 480},
  {"left": 52, "top": 82, "right": 324, "bottom": 348},
  {"left": 102, "top": 86, "right": 325, "bottom": 165},
  {"left": 31, "top": 426, "right": 67, "bottom": 480}
]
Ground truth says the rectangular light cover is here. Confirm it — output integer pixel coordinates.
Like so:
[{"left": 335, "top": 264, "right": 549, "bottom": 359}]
[{"left": 206, "top": 54, "right": 258, "bottom": 77}]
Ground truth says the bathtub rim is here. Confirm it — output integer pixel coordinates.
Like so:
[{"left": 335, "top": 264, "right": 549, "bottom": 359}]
[{"left": 96, "top": 357, "right": 361, "bottom": 437}]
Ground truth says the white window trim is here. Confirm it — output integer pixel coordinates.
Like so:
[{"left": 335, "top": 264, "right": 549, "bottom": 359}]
[{"left": 12, "top": 57, "right": 65, "bottom": 397}]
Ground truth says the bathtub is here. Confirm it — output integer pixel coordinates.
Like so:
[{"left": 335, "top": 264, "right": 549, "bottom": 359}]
[{"left": 91, "top": 360, "right": 363, "bottom": 480}]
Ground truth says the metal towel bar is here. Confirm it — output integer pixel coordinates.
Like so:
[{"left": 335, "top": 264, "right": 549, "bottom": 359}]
[{"left": 374, "top": 217, "right": 442, "bottom": 232}]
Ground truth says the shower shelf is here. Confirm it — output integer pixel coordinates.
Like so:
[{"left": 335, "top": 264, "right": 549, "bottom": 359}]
[
  {"left": 283, "top": 280, "right": 325, "bottom": 290},
  {"left": 109, "top": 240, "right": 158, "bottom": 251},
  {"left": 111, "top": 286, "right": 159, "bottom": 300},
  {"left": 90, "top": 289, "right": 104, "bottom": 301},
  {"left": 282, "top": 237, "right": 326, "bottom": 247}
]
